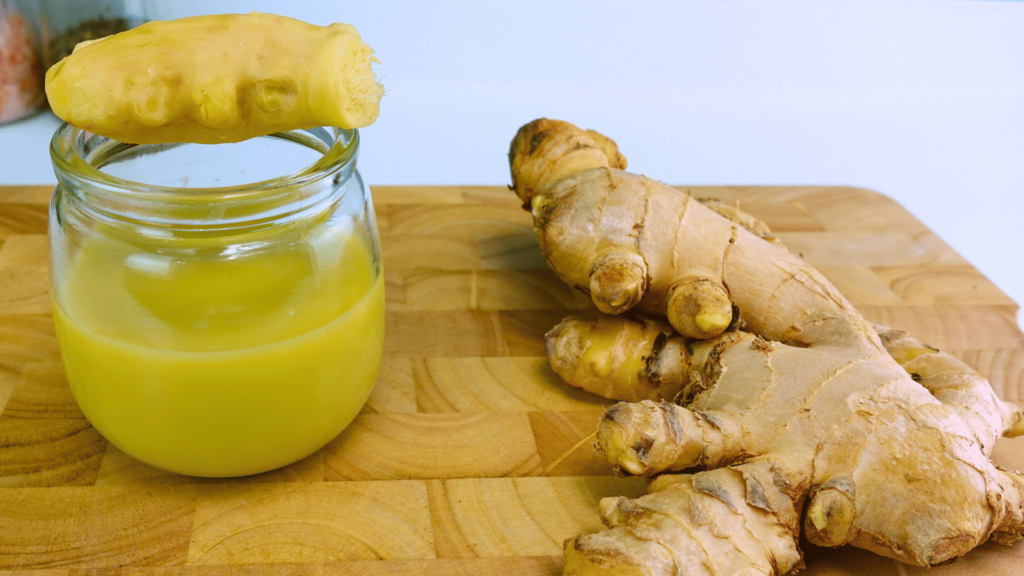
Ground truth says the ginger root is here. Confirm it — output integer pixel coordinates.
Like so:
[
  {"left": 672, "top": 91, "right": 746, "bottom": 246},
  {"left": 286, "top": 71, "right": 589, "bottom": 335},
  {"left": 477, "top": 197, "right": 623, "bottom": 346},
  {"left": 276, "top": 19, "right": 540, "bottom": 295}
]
[
  {"left": 509, "top": 119, "right": 1024, "bottom": 574},
  {"left": 546, "top": 315, "right": 689, "bottom": 403},
  {"left": 45, "top": 13, "right": 383, "bottom": 144},
  {"left": 511, "top": 119, "right": 747, "bottom": 340}
]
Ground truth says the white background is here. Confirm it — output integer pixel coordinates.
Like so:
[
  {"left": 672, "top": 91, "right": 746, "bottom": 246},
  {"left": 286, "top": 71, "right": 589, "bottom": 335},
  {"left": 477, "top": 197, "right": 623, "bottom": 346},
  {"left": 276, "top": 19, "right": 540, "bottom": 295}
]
[{"left": 2, "top": 0, "right": 1022, "bottom": 316}]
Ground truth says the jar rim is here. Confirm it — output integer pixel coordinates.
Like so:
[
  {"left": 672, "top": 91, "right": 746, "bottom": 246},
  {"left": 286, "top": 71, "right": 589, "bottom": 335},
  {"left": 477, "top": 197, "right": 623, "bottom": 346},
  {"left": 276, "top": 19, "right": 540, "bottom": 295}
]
[{"left": 49, "top": 122, "right": 359, "bottom": 203}]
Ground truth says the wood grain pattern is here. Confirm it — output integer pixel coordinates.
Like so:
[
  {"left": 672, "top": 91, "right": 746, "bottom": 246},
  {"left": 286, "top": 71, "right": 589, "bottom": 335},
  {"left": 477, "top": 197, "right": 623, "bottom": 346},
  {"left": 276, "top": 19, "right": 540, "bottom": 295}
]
[
  {"left": 5, "top": 363, "right": 81, "bottom": 419},
  {"left": 0, "top": 236, "right": 49, "bottom": 315},
  {"left": 795, "top": 187, "right": 933, "bottom": 234},
  {"left": 0, "top": 315, "right": 59, "bottom": 418},
  {"left": 0, "top": 557, "right": 565, "bottom": 575},
  {"left": 527, "top": 411, "right": 609, "bottom": 476},
  {"left": 384, "top": 311, "right": 508, "bottom": 357},
  {"left": 360, "top": 358, "right": 417, "bottom": 415},
  {"left": 0, "top": 315, "right": 58, "bottom": 369},
  {"left": 773, "top": 231, "right": 967, "bottom": 267},
  {"left": 0, "top": 418, "right": 106, "bottom": 487},
  {"left": 321, "top": 556, "right": 562, "bottom": 576},
  {"left": 0, "top": 185, "right": 1021, "bottom": 575},
  {"left": 381, "top": 235, "right": 481, "bottom": 272},
  {"left": 0, "top": 204, "right": 47, "bottom": 237},
  {"left": 402, "top": 270, "right": 592, "bottom": 311},
  {"left": 859, "top": 305, "right": 1023, "bottom": 350},
  {"left": 872, "top": 265, "right": 1015, "bottom": 306},
  {"left": 477, "top": 231, "right": 549, "bottom": 270},
  {"left": 428, "top": 477, "right": 646, "bottom": 558},
  {"left": 386, "top": 204, "right": 533, "bottom": 240},
  {"left": 94, "top": 446, "right": 326, "bottom": 486},
  {"left": 323, "top": 413, "right": 541, "bottom": 481},
  {"left": 814, "top": 265, "right": 903, "bottom": 306},
  {"left": 0, "top": 486, "right": 197, "bottom": 568},
  {"left": 187, "top": 482, "right": 434, "bottom": 565},
  {"left": 412, "top": 358, "right": 611, "bottom": 413},
  {"left": 0, "top": 363, "right": 105, "bottom": 487},
  {"left": 0, "top": 186, "right": 51, "bottom": 205}
]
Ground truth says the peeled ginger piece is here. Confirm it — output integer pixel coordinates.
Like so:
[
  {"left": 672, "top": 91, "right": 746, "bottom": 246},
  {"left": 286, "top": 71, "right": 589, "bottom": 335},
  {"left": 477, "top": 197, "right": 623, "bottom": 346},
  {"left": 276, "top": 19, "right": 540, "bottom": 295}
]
[{"left": 45, "top": 12, "right": 383, "bottom": 144}]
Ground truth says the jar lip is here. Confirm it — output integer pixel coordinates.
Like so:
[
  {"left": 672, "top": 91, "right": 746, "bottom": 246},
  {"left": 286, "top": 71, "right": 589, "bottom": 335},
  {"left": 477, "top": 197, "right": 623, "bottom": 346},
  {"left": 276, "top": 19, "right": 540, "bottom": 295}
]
[{"left": 49, "top": 122, "right": 359, "bottom": 202}]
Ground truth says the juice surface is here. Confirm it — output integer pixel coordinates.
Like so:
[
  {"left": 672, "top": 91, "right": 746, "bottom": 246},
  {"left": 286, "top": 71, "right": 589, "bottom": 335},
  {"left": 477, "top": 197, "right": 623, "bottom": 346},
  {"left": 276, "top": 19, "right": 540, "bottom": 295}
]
[{"left": 53, "top": 221, "right": 384, "bottom": 477}]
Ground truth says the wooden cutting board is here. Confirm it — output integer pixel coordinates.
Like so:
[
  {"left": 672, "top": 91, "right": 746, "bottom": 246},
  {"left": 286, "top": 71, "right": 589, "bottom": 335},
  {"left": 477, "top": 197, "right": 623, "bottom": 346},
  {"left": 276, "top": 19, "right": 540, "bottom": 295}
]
[{"left": 0, "top": 184, "right": 1021, "bottom": 575}]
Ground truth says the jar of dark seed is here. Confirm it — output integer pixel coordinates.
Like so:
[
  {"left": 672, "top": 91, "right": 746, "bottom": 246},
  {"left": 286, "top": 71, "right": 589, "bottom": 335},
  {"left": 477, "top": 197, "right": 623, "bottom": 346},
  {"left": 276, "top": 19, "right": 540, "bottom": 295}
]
[{"left": 39, "top": 0, "right": 149, "bottom": 71}]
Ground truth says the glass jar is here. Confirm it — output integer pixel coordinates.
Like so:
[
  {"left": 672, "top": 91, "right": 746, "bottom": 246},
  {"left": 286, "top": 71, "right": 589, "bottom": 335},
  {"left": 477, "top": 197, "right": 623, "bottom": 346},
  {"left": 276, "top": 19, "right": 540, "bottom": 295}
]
[
  {"left": 0, "top": 0, "right": 45, "bottom": 124},
  {"left": 38, "top": 0, "right": 148, "bottom": 70},
  {"left": 49, "top": 123, "right": 384, "bottom": 478}
]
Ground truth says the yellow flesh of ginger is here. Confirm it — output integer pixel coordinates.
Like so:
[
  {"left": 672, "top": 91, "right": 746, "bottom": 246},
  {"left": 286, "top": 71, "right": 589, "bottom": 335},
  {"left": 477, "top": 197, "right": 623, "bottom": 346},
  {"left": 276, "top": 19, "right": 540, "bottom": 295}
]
[{"left": 45, "top": 13, "right": 383, "bottom": 144}]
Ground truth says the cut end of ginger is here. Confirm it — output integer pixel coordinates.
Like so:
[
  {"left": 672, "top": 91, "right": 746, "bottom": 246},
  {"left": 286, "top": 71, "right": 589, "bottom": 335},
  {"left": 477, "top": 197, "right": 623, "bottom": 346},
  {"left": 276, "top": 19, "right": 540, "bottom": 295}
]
[{"left": 45, "top": 12, "right": 383, "bottom": 145}]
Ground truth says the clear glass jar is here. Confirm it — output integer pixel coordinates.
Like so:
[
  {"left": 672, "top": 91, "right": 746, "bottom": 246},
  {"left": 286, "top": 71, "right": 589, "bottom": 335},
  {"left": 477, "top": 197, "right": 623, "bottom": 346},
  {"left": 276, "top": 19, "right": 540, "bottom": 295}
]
[
  {"left": 38, "top": 0, "right": 148, "bottom": 70},
  {"left": 49, "top": 124, "right": 384, "bottom": 478}
]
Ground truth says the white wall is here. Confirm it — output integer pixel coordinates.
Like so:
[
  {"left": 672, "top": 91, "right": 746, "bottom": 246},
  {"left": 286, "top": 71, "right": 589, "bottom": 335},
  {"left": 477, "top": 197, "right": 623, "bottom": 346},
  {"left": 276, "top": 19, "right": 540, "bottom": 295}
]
[{"left": 2, "top": 0, "right": 1022, "bottom": 311}]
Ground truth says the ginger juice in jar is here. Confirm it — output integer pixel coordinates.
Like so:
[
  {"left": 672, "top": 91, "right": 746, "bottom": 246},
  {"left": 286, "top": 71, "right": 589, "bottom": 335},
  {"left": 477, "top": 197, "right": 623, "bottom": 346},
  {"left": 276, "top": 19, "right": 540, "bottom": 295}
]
[{"left": 48, "top": 125, "right": 384, "bottom": 477}]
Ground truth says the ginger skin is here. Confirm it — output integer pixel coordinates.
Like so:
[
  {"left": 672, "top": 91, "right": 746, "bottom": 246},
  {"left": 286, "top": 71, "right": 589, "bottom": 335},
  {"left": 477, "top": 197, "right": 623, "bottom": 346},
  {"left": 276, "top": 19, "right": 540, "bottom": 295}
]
[
  {"left": 45, "top": 13, "right": 383, "bottom": 144},
  {"left": 512, "top": 119, "right": 762, "bottom": 340},
  {"left": 510, "top": 119, "right": 1024, "bottom": 574}
]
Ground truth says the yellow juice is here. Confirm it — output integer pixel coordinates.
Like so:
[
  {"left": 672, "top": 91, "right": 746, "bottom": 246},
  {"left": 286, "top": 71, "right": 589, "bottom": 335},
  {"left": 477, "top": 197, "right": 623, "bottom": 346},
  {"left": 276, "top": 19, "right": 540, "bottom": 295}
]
[{"left": 52, "top": 223, "right": 384, "bottom": 477}]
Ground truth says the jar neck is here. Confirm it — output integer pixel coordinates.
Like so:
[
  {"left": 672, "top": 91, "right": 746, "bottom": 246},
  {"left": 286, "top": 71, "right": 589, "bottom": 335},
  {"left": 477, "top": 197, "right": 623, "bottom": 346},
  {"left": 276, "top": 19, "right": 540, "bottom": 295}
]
[{"left": 50, "top": 124, "right": 359, "bottom": 232}]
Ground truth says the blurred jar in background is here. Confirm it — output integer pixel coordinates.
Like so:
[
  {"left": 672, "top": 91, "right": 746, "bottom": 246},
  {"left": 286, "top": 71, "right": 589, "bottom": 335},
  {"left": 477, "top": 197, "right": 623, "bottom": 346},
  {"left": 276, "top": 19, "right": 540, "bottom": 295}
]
[
  {"left": 0, "top": 0, "right": 44, "bottom": 124},
  {"left": 39, "top": 0, "right": 148, "bottom": 70}
]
